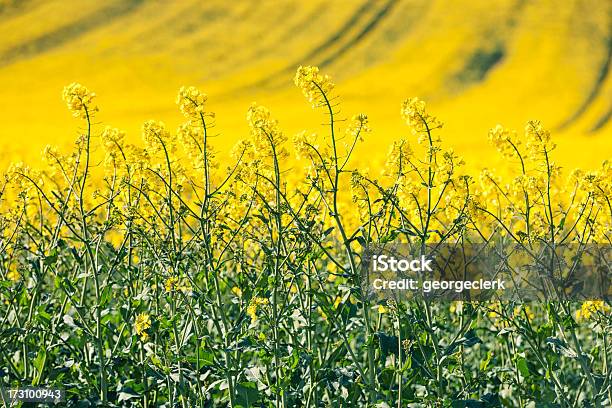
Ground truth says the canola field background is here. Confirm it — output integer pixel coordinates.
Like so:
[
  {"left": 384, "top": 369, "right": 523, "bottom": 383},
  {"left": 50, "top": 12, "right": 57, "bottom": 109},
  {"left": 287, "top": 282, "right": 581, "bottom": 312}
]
[
  {"left": 0, "top": 1, "right": 611, "bottom": 407},
  {"left": 0, "top": 0, "right": 610, "bottom": 170}
]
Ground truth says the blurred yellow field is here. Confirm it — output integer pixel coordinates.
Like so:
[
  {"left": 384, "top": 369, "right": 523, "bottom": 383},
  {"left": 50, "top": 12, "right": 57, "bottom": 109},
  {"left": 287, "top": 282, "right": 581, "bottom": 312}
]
[{"left": 0, "top": 0, "right": 610, "bottom": 171}]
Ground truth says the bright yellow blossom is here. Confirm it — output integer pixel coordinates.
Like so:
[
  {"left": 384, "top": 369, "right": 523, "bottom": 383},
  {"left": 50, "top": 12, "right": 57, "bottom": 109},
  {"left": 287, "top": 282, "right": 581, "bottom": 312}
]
[
  {"left": 488, "top": 125, "right": 520, "bottom": 158},
  {"left": 164, "top": 276, "right": 180, "bottom": 293},
  {"left": 247, "top": 297, "right": 269, "bottom": 323},
  {"left": 294, "top": 65, "right": 335, "bottom": 108},
  {"left": 134, "top": 313, "right": 152, "bottom": 341},
  {"left": 100, "top": 127, "right": 126, "bottom": 163},
  {"left": 62, "top": 83, "right": 97, "bottom": 119},
  {"left": 525, "top": 120, "right": 555, "bottom": 158},
  {"left": 246, "top": 103, "right": 287, "bottom": 159},
  {"left": 401, "top": 97, "right": 442, "bottom": 135},
  {"left": 142, "top": 120, "right": 174, "bottom": 154},
  {"left": 176, "top": 86, "right": 208, "bottom": 119},
  {"left": 576, "top": 300, "right": 610, "bottom": 321},
  {"left": 6, "top": 263, "right": 20, "bottom": 283},
  {"left": 345, "top": 114, "right": 370, "bottom": 141}
]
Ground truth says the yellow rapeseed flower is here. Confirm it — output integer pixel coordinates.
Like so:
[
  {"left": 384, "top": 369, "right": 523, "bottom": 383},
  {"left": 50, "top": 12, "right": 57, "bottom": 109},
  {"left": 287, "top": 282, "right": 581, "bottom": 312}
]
[
  {"left": 488, "top": 125, "right": 520, "bottom": 158},
  {"left": 286, "top": 282, "right": 298, "bottom": 294},
  {"left": 231, "top": 286, "right": 243, "bottom": 298},
  {"left": 525, "top": 120, "right": 555, "bottom": 158},
  {"left": 333, "top": 296, "right": 342, "bottom": 309},
  {"left": 62, "top": 83, "right": 97, "bottom": 119},
  {"left": 401, "top": 97, "right": 442, "bottom": 135},
  {"left": 514, "top": 305, "right": 535, "bottom": 321},
  {"left": 142, "top": 120, "right": 174, "bottom": 154},
  {"left": 246, "top": 103, "right": 287, "bottom": 158},
  {"left": 247, "top": 297, "right": 269, "bottom": 323},
  {"left": 576, "top": 300, "right": 610, "bottom": 321},
  {"left": 294, "top": 65, "right": 335, "bottom": 108},
  {"left": 384, "top": 139, "right": 413, "bottom": 178},
  {"left": 100, "top": 126, "right": 125, "bottom": 163},
  {"left": 6, "top": 263, "right": 21, "bottom": 283},
  {"left": 345, "top": 114, "right": 370, "bottom": 141},
  {"left": 164, "top": 276, "right": 192, "bottom": 294},
  {"left": 293, "top": 131, "right": 318, "bottom": 160},
  {"left": 164, "top": 276, "right": 180, "bottom": 293},
  {"left": 450, "top": 301, "right": 463, "bottom": 314},
  {"left": 135, "top": 313, "right": 152, "bottom": 341},
  {"left": 176, "top": 86, "right": 208, "bottom": 119}
]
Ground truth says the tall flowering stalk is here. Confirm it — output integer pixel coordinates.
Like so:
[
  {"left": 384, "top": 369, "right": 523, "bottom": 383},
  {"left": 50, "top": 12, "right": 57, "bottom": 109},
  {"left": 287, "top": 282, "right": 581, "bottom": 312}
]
[
  {"left": 295, "top": 65, "right": 378, "bottom": 401},
  {"left": 62, "top": 83, "right": 109, "bottom": 403}
]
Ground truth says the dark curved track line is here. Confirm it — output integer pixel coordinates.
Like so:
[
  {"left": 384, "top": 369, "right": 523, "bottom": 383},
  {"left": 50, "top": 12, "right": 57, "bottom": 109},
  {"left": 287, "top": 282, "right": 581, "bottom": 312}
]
[
  {"left": 0, "top": 0, "right": 145, "bottom": 68},
  {"left": 448, "top": 0, "right": 527, "bottom": 90},
  {"left": 296, "top": 0, "right": 381, "bottom": 68},
  {"left": 248, "top": 0, "right": 397, "bottom": 90},
  {"left": 0, "top": 0, "right": 34, "bottom": 20},
  {"left": 205, "top": 2, "right": 314, "bottom": 79},
  {"left": 317, "top": 0, "right": 397, "bottom": 69},
  {"left": 277, "top": 3, "right": 332, "bottom": 45},
  {"left": 557, "top": 33, "right": 612, "bottom": 131},
  {"left": 590, "top": 105, "right": 611, "bottom": 132}
]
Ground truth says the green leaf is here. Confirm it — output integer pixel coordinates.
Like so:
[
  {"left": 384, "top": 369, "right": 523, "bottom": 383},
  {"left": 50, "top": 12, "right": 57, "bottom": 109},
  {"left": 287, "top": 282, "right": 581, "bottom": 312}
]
[
  {"left": 355, "top": 236, "right": 367, "bottom": 248},
  {"left": 374, "top": 332, "right": 399, "bottom": 360},
  {"left": 322, "top": 227, "right": 334, "bottom": 237},
  {"left": 235, "top": 381, "right": 259, "bottom": 407},
  {"left": 480, "top": 351, "right": 493, "bottom": 371},
  {"left": 459, "top": 329, "right": 482, "bottom": 348},
  {"left": 516, "top": 357, "right": 530, "bottom": 377},
  {"left": 36, "top": 306, "right": 51, "bottom": 324},
  {"left": 32, "top": 349, "right": 46, "bottom": 381},
  {"left": 452, "top": 393, "right": 500, "bottom": 407},
  {"left": 118, "top": 387, "right": 140, "bottom": 402},
  {"left": 447, "top": 329, "right": 482, "bottom": 355},
  {"left": 545, "top": 337, "right": 577, "bottom": 358},
  {"left": 380, "top": 230, "right": 399, "bottom": 243}
]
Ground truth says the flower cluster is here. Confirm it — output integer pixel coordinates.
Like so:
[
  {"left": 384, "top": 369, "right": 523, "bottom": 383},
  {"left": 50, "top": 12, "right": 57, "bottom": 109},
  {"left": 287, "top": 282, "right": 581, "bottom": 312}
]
[
  {"left": 401, "top": 97, "right": 442, "bottom": 135},
  {"left": 134, "top": 313, "right": 152, "bottom": 341},
  {"left": 100, "top": 126, "right": 126, "bottom": 163},
  {"left": 384, "top": 139, "right": 413, "bottom": 178},
  {"left": 6, "top": 263, "right": 20, "bottom": 283},
  {"left": 246, "top": 297, "right": 269, "bottom": 323},
  {"left": 293, "top": 131, "right": 318, "bottom": 160},
  {"left": 176, "top": 86, "right": 208, "bottom": 119},
  {"left": 246, "top": 103, "right": 287, "bottom": 157},
  {"left": 488, "top": 125, "right": 521, "bottom": 158},
  {"left": 576, "top": 300, "right": 610, "bottom": 321},
  {"left": 62, "top": 83, "right": 97, "bottom": 119},
  {"left": 5, "top": 161, "right": 40, "bottom": 195},
  {"left": 164, "top": 276, "right": 192, "bottom": 294},
  {"left": 0, "top": 67, "right": 609, "bottom": 407},
  {"left": 142, "top": 120, "right": 174, "bottom": 154},
  {"left": 525, "top": 120, "right": 555, "bottom": 157},
  {"left": 294, "top": 65, "right": 335, "bottom": 108},
  {"left": 345, "top": 113, "right": 370, "bottom": 141}
]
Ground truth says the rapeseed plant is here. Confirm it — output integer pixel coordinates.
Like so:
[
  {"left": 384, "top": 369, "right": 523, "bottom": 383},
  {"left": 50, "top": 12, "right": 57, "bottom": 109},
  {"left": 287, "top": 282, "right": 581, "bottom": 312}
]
[{"left": 0, "top": 66, "right": 609, "bottom": 407}]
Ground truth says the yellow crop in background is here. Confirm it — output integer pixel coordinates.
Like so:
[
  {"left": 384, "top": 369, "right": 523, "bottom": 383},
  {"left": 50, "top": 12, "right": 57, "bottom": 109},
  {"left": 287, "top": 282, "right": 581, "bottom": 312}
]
[{"left": 0, "top": 0, "right": 610, "bottom": 172}]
